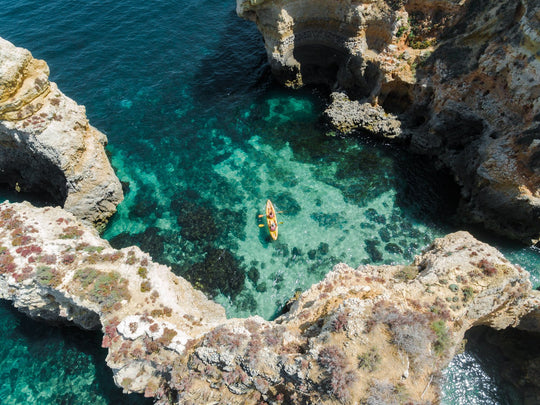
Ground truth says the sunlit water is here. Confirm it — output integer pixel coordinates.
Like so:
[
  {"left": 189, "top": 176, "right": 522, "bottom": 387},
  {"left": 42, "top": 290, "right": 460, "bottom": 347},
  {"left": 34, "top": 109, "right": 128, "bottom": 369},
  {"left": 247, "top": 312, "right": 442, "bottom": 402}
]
[{"left": 0, "top": 1, "right": 538, "bottom": 403}]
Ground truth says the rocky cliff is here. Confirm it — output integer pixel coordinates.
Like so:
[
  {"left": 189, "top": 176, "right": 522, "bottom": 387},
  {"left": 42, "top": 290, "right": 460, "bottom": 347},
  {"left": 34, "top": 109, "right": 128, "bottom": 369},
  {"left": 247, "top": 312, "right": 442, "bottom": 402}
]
[
  {"left": 1, "top": 201, "right": 538, "bottom": 403},
  {"left": 0, "top": 37, "right": 123, "bottom": 228},
  {"left": 237, "top": 0, "right": 540, "bottom": 244}
]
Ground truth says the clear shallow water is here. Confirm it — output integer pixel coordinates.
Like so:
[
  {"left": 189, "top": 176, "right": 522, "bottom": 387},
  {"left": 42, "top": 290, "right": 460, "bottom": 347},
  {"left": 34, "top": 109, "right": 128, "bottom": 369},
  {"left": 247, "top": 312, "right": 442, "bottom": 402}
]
[{"left": 0, "top": 0, "right": 538, "bottom": 403}]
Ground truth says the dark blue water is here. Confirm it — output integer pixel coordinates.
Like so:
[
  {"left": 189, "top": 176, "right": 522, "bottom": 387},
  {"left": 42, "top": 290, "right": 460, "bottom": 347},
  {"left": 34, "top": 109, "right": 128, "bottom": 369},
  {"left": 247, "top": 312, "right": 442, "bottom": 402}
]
[{"left": 0, "top": 1, "right": 538, "bottom": 403}]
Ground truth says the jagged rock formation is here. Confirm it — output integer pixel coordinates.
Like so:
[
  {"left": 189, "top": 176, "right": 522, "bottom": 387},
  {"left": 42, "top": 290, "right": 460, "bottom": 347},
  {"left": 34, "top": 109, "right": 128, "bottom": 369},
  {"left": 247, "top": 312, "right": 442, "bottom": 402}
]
[
  {"left": 237, "top": 0, "right": 540, "bottom": 244},
  {"left": 0, "top": 202, "right": 226, "bottom": 395},
  {"left": 1, "top": 201, "right": 538, "bottom": 403},
  {"left": 0, "top": 37, "right": 123, "bottom": 228}
]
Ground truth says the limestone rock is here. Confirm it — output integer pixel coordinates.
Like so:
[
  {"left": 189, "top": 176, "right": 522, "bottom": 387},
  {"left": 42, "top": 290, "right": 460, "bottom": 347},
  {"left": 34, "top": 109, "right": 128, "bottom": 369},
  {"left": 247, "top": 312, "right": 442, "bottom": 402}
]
[
  {"left": 0, "top": 37, "right": 123, "bottom": 228},
  {"left": 0, "top": 201, "right": 226, "bottom": 395},
  {"left": 1, "top": 201, "right": 538, "bottom": 403},
  {"left": 324, "top": 91, "right": 403, "bottom": 137},
  {"left": 237, "top": 0, "right": 540, "bottom": 243}
]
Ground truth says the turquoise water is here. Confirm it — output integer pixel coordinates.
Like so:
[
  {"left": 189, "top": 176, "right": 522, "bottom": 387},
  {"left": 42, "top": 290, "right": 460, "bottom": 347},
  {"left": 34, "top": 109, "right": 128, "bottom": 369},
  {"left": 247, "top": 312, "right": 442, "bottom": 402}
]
[
  {"left": 0, "top": 301, "right": 151, "bottom": 405},
  {"left": 0, "top": 0, "right": 538, "bottom": 403}
]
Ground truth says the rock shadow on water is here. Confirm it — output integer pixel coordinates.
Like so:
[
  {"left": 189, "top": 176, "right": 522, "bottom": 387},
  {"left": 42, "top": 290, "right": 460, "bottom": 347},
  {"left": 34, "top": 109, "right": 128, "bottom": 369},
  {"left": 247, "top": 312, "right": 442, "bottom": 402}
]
[
  {"left": 0, "top": 153, "right": 69, "bottom": 209},
  {"left": 0, "top": 302, "right": 151, "bottom": 404},
  {"left": 456, "top": 325, "right": 540, "bottom": 404},
  {"left": 392, "top": 151, "right": 460, "bottom": 227},
  {"left": 191, "top": 9, "right": 271, "bottom": 108}
]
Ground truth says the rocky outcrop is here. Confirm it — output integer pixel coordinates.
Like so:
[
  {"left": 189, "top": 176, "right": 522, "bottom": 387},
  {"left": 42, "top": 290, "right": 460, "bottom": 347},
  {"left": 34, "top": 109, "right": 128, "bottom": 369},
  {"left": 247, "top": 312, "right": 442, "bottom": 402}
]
[
  {"left": 0, "top": 201, "right": 226, "bottom": 395},
  {"left": 237, "top": 0, "right": 540, "bottom": 244},
  {"left": 1, "top": 201, "right": 538, "bottom": 403},
  {"left": 324, "top": 91, "right": 403, "bottom": 138},
  {"left": 0, "top": 37, "right": 123, "bottom": 228}
]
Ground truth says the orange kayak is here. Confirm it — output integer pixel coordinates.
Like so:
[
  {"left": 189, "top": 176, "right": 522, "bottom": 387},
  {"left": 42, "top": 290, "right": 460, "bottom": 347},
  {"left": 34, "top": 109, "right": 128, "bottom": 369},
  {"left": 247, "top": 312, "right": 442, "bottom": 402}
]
[{"left": 265, "top": 199, "right": 278, "bottom": 240}]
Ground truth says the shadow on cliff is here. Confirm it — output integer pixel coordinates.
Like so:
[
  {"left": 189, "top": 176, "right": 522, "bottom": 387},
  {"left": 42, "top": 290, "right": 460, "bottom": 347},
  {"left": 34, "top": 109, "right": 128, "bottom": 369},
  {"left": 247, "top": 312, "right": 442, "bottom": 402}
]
[{"left": 0, "top": 154, "right": 68, "bottom": 208}]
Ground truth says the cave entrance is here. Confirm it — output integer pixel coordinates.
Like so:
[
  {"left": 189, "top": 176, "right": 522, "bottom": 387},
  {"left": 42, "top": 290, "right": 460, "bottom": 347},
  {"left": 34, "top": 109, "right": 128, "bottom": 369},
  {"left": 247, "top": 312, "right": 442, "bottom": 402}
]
[
  {"left": 445, "top": 325, "right": 540, "bottom": 404},
  {"left": 293, "top": 43, "right": 348, "bottom": 88},
  {"left": 0, "top": 153, "right": 68, "bottom": 208}
]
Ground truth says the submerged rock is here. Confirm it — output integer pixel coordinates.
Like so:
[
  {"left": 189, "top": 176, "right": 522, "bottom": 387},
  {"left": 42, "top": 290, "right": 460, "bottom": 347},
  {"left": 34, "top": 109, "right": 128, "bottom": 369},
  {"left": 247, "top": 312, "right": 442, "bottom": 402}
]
[
  {"left": 365, "top": 239, "right": 383, "bottom": 262},
  {"left": 275, "top": 191, "right": 301, "bottom": 216},
  {"left": 175, "top": 200, "right": 218, "bottom": 242},
  {"left": 384, "top": 242, "right": 403, "bottom": 254},
  {"left": 0, "top": 201, "right": 539, "bottom": 403},
  {"left": 186, "top": 247, "right": 245, "bottom": 299},
  {"left": 110, "top": 227, "right": 166, "bottom": 263},
  {"left": 0, "top": 37, "right": 123, "bottom": 228}
]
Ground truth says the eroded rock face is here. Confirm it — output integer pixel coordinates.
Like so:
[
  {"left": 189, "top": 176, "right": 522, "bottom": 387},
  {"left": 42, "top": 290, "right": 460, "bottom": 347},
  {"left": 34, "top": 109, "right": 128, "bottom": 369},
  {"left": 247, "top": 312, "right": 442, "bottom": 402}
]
[
  {"left": 0, "top": 37, "right": 123, "bottom": 228},
  {"left": 0, "top": 201, "right": 226, "bottom": 395},
  {"left": 1, "top": 201, "right": 538, "bottom": 403},
  {"left": 237, "top": 0, "right": 540, "bottom": 243}
]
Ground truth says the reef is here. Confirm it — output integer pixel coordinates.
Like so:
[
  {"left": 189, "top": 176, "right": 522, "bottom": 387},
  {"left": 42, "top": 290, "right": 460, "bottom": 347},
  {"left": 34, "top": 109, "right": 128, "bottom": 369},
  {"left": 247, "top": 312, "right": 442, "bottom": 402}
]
[
  {"left": 237, "top": 0, "right": 540, "bottom": 244},
  {"left": 1, "top": 201, "right": 538, "bottom": 404},
  {"left": 0, "top": 37, "right": 123, "bottom": 228}
]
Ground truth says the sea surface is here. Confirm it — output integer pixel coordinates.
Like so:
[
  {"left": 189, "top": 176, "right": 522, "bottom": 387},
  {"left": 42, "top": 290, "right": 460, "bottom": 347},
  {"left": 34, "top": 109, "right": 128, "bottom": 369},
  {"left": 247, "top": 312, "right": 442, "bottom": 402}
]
[{"left": 0, "top": 1, "right": 538, "bottom": 403}]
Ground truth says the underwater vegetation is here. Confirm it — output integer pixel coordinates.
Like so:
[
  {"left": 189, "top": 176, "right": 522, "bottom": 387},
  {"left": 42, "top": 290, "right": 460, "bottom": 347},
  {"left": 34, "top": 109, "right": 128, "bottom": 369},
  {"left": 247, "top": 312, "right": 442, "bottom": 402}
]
[
  {"left": 172, "top": 192, "right": 247, "bottom": 244},
  {"left": 176, "top": 200, "right": 219, "bottom": 242},
  {"left": 183, "top": 247, "right": 245, "bottom": 299},
  {"left": 274, "top": 191, "right": 301, "bottom": 216},
  {"left": 110, "top": 227, "right": 166, "bottom": 264}
]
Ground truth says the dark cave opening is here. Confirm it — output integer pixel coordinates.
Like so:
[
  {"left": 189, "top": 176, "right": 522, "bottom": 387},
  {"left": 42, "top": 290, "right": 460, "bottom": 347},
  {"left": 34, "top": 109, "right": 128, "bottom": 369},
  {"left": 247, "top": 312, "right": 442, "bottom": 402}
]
[
  {"left": 292, "top": 43, "right": 348, "bottom": 88},
  {"left": 0, "top": 153, "right": 68, "bottom": 208},
  {"left": 460, "top": 325, "right": 540, "bottom": 404}
]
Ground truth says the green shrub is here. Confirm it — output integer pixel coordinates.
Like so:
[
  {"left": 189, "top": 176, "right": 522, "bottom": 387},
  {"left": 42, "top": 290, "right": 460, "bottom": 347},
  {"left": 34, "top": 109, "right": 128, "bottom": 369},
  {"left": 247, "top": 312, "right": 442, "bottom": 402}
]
[
  {"left": 462, "top": 286, "right": 474, "bottom": 302},
  {"left": 140, "top": 280, "right": 151, "bottom": 293},
  {"left": 138, "top": 267, "right": 148, "bottom": 279},
  {"left": 394, "top": 265, "right": 419, "bottom": 281},
  {"left": 35, "top": 265, "right": 63, "bottom": 287},
  {"left": 430, "top": 320, "right": 450, "bottom": 355},
  {"left": 74, "top": 267, "right": 99, "bottom": 288},
  {"left": 74, "top": 270, "right": 131, "bottom": 312},
  {"left": 59, "top": 226, "right": 84, "bottom": 239},
  {"left": 358, "top": 348, "right": 381, "bottom": 372},
  {"left": 396, "top": 25, "right": 408, "bottom": 38},
  {"left": 83, "top": 246, "right": 104, "bottom": 253}
]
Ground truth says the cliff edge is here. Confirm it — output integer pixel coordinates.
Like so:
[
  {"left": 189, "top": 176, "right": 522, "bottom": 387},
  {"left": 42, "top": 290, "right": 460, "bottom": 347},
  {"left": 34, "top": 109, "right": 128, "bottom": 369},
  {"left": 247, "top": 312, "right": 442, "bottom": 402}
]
[
  {"left": 0, "top": 37, "right": 123, "bottom": 228},
  {"left": 1, "top": 201, "right": 538, "bottom": 403}
]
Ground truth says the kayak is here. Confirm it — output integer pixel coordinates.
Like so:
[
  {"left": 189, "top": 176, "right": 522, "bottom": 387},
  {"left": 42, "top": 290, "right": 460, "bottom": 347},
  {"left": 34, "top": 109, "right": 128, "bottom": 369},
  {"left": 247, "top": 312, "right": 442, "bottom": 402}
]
[{"left": 265, "top": 199, "right": 278, "bottom": 240}]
